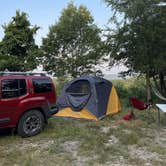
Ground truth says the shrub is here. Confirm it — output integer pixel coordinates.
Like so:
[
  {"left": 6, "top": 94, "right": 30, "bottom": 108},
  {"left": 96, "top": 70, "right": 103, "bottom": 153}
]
[
  {"left": 53, "top": 77, "right": 72, "bottom": 96},
  {"left": 113, "top": 77, "right": 146, "bottom": 106}
]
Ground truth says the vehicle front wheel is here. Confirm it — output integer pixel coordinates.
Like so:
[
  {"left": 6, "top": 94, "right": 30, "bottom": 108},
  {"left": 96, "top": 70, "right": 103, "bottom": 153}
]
[{"left": 17, "top": 110, "right": 45, "bottom": 137}]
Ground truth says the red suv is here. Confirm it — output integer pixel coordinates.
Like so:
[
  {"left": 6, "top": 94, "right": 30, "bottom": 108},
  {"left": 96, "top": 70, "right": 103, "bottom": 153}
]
[{"left": 0, "top": 72, "right": 58, "bottom": 137}]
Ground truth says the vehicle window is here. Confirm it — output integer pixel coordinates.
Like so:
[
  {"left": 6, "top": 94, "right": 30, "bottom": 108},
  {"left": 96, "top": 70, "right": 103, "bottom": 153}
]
[
  {"left": 1, "top": 79, "right": 27, "bottom": 99},
  {"left": 66, "top": 80, "right": 90, "bottom": 94},
  {"left": 32, "top": 78, "right": 52, "bottom": 93},
  {"left": 19, "top": 79, "right": 27, "bottom": 96}
]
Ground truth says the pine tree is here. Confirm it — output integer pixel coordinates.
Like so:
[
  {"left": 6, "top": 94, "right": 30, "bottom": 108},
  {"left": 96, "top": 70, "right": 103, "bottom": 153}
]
[{"left": 0, "top": 10, "right": 40, "bottom": 71}]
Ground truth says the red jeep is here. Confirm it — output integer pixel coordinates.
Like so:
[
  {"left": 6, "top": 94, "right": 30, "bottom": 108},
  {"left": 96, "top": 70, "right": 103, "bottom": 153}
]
[{"left": 0, "top": 72, "right": 58, "bottom": 137}]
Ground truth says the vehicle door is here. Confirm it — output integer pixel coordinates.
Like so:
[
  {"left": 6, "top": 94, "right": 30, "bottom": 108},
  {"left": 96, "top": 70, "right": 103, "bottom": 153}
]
[{"left": 0, "top": 78, "right": 27, "bottom": 124}]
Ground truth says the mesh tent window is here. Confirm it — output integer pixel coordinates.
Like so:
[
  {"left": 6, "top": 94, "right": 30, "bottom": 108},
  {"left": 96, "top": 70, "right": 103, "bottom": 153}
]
[{"left": 66, "top": 80, "right": 90, "bottom": 94}]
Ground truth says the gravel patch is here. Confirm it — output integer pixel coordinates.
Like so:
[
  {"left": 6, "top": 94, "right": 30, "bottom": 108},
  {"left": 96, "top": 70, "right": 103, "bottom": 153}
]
[
  {"left": 128, "top": 145, "right": 165, "bottom": 162},
  {"left": 105, "top": 135, "right": 119, "bottom": 146},
  {"left": 100, "top": 126, "right": 111, "bottom": 133}
]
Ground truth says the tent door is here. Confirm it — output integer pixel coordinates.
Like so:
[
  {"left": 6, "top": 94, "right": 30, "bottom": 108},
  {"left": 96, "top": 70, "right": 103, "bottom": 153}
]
[
  {"left": 67, "top": 93, "right": 90, "bottom": 111},
  {"left": 66, "top": 80, "right": 91, "bottom": 112}
]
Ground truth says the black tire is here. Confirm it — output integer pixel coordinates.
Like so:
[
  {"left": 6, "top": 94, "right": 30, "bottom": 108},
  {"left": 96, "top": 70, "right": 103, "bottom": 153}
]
[{"left": 17, "top": 110, "right": 45, "bottom": 137}]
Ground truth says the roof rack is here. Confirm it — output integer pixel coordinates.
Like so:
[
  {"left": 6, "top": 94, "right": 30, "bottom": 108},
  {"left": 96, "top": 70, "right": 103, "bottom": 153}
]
[{"left": 0, "top": 72, "right": 46, "bottom": 76}]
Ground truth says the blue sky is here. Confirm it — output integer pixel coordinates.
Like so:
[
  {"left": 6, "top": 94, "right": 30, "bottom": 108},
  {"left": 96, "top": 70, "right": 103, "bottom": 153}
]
[{"left": 0, "top": 0, "right": 111, "bottom": 45}]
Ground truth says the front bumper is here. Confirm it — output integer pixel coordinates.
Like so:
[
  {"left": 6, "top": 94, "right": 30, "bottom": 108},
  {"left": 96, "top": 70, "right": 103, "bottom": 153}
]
[{"left": 49, "top": 106, "right": 59, "bottom": 115}]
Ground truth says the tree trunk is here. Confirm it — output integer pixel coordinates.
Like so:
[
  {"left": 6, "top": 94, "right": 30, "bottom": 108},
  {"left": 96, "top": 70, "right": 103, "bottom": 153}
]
[{"left": 146, "top": 73, "right": 152, "bottom": 102}]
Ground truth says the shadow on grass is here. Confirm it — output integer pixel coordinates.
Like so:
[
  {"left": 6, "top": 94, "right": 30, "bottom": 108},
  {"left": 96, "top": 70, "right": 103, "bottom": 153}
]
[{"left": 0, "top": 128, "right": 15, "bottom": 137}]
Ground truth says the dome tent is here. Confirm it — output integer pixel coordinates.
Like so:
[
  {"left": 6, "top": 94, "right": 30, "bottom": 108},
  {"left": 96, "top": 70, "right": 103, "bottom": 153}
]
[{"left": 55, "top": 76, "right": 121, "bottom": 120}]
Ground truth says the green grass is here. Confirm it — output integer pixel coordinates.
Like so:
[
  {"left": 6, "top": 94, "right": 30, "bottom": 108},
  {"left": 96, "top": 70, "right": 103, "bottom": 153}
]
[
  {"left": 0, "top": 78, "right": 166, "bottom": 165},
  {"left": 0, "top": 107, "right": 166, "bottom": 166}
]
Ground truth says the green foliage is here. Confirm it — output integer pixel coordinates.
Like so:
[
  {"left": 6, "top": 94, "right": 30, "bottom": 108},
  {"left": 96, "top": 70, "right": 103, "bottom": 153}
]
[
  {"left": 41, "top": 2, "right": 103, "bottom": 77},
  {"left": 0, "top": 10, "right": 40, "bottom": 71},
  {"left": 104, "top": 0, "right": 166, "bottom": 75},
  {"left": 53, "top": 77, "right": 71, "bottom": 96},
  {"left": 113, "top": 78, "right": 146, "bottom": 100},
  {"left": 113, "top": 77, "right": 162, "bottom": 106}
]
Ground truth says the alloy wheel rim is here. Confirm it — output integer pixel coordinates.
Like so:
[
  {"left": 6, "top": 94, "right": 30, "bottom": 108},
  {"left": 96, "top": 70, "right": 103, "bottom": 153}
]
[{"left": 23, "top": 115, "right": 41, "bottom": 135}]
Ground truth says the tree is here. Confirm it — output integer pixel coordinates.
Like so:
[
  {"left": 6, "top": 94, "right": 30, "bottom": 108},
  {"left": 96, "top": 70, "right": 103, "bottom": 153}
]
[
  {"left": 41, "top": 2, "right": 103, "bottom": 77},
  {"left": 104, "top": 0, "right": 166, "bottom": 101},
  {"left": 0, "top": 10, "right": 40, "bottom": 71}
]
